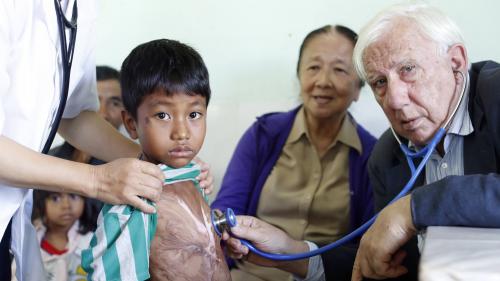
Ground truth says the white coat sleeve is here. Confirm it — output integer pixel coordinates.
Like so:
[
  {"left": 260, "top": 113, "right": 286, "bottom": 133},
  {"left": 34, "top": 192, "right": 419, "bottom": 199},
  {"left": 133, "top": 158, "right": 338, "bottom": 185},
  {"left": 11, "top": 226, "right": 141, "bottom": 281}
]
[
  {"left": 0, "top": 0, "right": 12, "bottom": 133},
  {"left": 62, "top": 0, "right": 99, "bottom": 119}
]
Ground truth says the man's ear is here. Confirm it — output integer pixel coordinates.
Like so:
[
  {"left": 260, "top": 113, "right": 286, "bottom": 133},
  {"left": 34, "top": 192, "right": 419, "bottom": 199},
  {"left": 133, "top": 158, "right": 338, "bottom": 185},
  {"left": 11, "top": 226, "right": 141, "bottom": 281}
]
[
  {"left": 448, "top": 43, "right": 468, "bottom": 73},
  {"left": 122, "top": 110, "right": 139, "bottom": 140}
]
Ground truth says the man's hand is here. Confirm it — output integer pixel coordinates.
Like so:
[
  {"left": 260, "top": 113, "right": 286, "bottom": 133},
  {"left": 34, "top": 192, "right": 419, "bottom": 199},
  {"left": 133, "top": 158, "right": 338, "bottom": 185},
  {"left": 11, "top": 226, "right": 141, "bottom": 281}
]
[
  {"left": 222, "top": 215, "right": 309, "bottom": 277},
  {"left": 193, "top": 157, "right": 214, "bottom": 195},
  {"left": 352, "top": 195, "right": 417, "bottom": 280},
  {"left": 89, "top": 158, "right": 164, "bottom": 213}
]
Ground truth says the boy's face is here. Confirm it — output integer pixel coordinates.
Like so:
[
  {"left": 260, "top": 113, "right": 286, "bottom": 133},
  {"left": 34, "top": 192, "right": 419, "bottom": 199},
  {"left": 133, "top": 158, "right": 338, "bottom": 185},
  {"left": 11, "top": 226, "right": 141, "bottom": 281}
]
[{"left": 123, "top": 90, "right": 207, "bottom": 168}]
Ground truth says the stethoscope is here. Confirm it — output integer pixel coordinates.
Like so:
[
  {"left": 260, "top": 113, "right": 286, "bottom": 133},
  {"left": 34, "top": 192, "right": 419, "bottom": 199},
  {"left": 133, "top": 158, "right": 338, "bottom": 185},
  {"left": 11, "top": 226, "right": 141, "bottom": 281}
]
[
  {"left": 41, "top": 0, "right": 78, "bottom": 154},
  {"left": 212, "top": 70, "right": 469, "bottom": 261}
]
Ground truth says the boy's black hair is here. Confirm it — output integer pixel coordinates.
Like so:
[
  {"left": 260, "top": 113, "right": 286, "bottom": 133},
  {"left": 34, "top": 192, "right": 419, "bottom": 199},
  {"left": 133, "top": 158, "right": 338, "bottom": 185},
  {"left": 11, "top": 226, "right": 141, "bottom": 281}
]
[
  {"left": 32, "top": 190, "right": 99, "bottom": 235},
  {"left": 96, "top": 65, "right": 120, "bottom": 81},
  {"left": 296, "top": 25, "right": 365, "bottom": 88},
  {"left": 120, "top": 39, "right": 211, "bottom": 119}
]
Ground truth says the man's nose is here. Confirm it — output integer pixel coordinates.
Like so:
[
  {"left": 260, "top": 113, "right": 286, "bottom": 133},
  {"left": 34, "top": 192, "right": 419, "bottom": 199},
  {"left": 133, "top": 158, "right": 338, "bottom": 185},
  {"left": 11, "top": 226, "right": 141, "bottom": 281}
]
[{"left": 385, "top": 79, "right": 410, "bottom": 110}]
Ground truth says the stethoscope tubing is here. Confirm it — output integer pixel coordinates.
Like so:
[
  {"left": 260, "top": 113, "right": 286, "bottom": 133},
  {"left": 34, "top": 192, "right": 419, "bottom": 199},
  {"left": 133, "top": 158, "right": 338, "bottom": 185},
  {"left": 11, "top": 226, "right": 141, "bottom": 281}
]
[
  {"left": 42, "top": 0, "right": 78, "bottom": 154},
  {"left": 234, "top": 128, "right": 445, "bottom": 261},
  {"left": 223, "top": 71, "right": 468, "bottom": 261}
]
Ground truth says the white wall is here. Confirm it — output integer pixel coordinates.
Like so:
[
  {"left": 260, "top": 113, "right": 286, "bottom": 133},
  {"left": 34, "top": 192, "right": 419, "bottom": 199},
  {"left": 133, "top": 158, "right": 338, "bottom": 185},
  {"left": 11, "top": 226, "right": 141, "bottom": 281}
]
[{"left": 95, "top": 0, "right": 500, "bottom": 198}]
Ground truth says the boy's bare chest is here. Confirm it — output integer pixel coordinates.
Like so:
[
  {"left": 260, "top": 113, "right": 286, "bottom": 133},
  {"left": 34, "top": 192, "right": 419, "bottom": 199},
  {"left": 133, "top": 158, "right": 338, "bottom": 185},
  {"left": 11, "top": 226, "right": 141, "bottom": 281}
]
[{"left": 149, "top": 181, "right": 231, "bottom": 281}]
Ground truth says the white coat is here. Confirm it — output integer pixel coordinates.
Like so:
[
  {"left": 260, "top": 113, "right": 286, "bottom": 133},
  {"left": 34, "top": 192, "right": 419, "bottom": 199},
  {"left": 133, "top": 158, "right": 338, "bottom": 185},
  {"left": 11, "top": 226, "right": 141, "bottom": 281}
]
[{"left": 0, "top": 0, "right": 99, "bottom": 280}]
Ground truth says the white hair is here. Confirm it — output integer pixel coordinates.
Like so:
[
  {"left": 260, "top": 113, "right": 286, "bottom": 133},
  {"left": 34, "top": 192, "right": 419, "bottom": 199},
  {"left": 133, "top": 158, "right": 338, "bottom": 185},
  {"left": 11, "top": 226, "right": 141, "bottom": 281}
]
[{"left": 353, "top": 2, "right": 466, "bottom": 81}]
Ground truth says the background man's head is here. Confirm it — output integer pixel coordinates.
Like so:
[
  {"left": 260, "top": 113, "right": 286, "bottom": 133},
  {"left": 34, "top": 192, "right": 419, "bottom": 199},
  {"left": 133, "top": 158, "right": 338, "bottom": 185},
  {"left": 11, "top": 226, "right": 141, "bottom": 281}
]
[{"left": 96, "top": 66, "right": 123, "bottom": 129}]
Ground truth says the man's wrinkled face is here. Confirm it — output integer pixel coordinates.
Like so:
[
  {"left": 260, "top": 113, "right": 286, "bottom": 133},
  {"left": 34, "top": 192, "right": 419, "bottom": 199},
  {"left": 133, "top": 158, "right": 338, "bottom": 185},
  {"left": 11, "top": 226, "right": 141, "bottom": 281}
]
[{"left": 363, "top": 20, "right": 464, "bottom": 146}]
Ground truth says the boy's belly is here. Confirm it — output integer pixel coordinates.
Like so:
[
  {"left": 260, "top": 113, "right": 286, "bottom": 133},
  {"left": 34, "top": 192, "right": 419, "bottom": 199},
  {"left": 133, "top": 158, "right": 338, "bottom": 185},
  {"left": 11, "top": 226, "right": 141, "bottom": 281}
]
[{"left": 149, "top": 181, "right": 231, "bottom": 281}]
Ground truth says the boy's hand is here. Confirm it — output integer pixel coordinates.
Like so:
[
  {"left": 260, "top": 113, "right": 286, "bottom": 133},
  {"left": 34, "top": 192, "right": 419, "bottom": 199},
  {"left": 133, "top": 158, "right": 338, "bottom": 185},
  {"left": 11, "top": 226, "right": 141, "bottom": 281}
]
[
  {"left": 194, "top": 157, "right": 214, "bottom": 195},
  {"left": 89, "top": 158, "right": 164, "bottom": 213}
]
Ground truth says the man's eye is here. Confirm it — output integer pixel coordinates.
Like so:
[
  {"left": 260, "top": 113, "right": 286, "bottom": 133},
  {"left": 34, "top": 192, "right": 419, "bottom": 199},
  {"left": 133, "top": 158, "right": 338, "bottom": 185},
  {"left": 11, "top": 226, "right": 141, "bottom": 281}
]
[
  {"left": 401, "top": 64, "right": 416, "bottom": 74},
  {"left": 372, "top": 78, "right": 387, "bottom": 88},
  {"left": 189, "top": 112, "right": 202, "bottom": 120},
  {"left": 156, "top": 112, "right": 171, "bottom": 120}
]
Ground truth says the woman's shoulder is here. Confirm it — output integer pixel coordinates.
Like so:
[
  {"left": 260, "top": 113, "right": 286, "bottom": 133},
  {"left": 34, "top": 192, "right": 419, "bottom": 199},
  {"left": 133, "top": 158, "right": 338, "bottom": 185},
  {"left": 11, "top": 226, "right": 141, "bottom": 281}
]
[
  {"left": 257, "top": 106, "right": 301, "bottom": 123},
  {"left": 249, "top": 106, "right": 301, "bottom": 136}
]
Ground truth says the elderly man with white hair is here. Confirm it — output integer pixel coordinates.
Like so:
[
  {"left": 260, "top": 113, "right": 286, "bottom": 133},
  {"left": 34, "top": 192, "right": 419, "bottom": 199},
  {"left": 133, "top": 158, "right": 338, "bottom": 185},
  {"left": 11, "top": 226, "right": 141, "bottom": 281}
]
[
  {"left": 351, "top": 2, "right": 500, "bottom": 280},
  {"left": 221, "top": 3, "right": 500, "bottom": 281}
]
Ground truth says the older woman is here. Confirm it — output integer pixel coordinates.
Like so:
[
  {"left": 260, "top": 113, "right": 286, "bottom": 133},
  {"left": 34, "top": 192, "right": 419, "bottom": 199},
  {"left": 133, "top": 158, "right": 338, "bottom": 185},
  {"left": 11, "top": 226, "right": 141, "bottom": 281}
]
[{"left": 212, "top": 25, "right": 376, "bottom": 281}]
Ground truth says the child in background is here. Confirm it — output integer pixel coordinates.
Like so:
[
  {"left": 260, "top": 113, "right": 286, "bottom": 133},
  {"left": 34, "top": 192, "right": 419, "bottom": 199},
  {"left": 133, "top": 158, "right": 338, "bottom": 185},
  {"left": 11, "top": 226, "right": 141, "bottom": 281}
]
[
  {"left": 30, "top": 190, "right": 98, "bottom": 281},
  {"left": 82, "top": 39, "right": 231, "bottom": 281}
]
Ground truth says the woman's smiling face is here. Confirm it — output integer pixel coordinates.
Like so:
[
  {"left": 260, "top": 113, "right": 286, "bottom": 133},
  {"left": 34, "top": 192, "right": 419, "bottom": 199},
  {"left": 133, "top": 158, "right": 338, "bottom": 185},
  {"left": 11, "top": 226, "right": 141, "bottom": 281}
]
[{"left": 298, "top": 30, "right": 361, "bottom": 121}]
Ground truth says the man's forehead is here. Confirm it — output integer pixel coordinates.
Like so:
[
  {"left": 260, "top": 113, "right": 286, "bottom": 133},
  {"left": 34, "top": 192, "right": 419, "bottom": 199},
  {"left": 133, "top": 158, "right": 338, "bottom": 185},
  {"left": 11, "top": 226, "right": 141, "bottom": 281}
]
[
  {"left": 363, "top": 40, "right": 406, "bottom": 76},
  {"left": 363, "top": 27, "right": 435, "bottom": 76}
]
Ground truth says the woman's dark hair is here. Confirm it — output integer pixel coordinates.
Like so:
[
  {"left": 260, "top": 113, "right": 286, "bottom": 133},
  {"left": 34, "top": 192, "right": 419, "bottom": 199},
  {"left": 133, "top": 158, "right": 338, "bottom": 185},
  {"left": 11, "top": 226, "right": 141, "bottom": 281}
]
[
  {"left": 296, "top": 25, "right": 365, "bottom": 88},
  {"left": 120, "top": 39, "right": 211, "bottom": 119},
  {"left": 32, "top": 190, "right": 100, "bottom": 234},
  {"left": 96, "top": 65, "right": 120, "bottom": 82}
]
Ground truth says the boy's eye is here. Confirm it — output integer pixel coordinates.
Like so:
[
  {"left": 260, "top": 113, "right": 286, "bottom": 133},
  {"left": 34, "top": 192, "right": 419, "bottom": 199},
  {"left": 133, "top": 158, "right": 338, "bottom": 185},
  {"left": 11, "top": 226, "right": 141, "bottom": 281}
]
[
  {"left": 189, "top": 112, "right": 203, "bottom": 120},
  {"left": 156, "top": 112, "right": 171, "bottom": 120}
]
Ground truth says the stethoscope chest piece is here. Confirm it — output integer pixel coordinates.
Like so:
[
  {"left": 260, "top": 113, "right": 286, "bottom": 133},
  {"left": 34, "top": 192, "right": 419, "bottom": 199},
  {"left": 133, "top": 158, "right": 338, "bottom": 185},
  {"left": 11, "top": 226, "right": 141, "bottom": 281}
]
[{"left": 211, "top": 208, "right": 236, "bottom": 237}]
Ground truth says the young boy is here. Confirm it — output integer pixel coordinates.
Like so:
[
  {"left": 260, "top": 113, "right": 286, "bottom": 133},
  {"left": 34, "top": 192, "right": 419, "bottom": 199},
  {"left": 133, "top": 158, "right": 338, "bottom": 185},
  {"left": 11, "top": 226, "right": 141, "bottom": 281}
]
[{"left": 81, "top": 39, "right": 231, "bottom": 281}]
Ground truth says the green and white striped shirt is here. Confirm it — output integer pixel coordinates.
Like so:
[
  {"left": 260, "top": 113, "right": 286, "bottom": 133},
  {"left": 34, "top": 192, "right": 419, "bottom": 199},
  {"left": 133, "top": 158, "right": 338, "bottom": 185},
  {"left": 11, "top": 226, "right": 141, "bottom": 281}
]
[{"left": 81, "top": 163, "right": 205, "bottom": 281}]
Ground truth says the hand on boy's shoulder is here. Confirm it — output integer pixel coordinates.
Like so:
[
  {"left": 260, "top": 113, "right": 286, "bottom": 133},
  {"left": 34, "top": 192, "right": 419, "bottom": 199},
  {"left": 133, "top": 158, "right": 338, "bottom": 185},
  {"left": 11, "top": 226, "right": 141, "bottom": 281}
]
[{"left": 89, "top": 158, "right": 165, "bottom": 214}]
